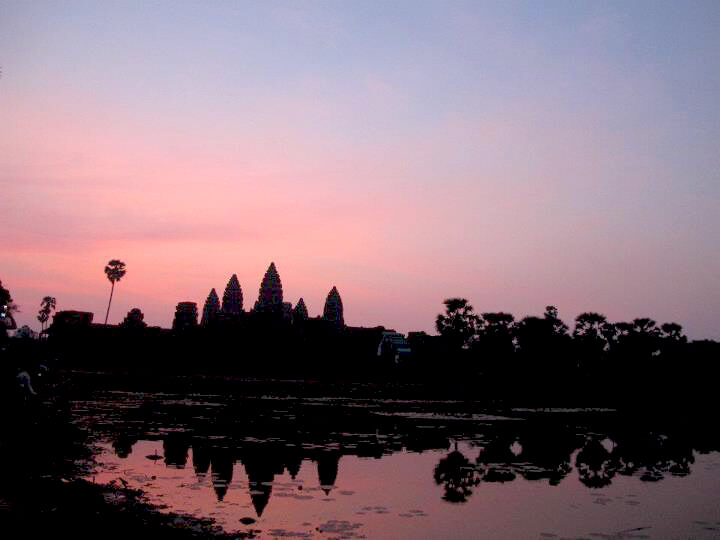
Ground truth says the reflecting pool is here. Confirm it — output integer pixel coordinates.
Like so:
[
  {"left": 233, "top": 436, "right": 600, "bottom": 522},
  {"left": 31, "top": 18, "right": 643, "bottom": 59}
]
[{"left": 73, "top": 391, "right": 720, "bottom": 538}]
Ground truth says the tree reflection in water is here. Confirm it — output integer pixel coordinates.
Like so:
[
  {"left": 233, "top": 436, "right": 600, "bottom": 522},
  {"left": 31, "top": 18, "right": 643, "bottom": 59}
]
[
  {"left": 575, "top": 438, "right": 615, "bottom": 488},
  {"left": 433, "top": 429, "right": 704, "bottom": 504},
  {"left": 433, "top": 444, "right": 479, "bottom": 503},
  {"left": 90, "top": 397, "right": 719, "bottom": 513},
  {"left": 121, "top": 426, "right": 712, "bottom": 512}
]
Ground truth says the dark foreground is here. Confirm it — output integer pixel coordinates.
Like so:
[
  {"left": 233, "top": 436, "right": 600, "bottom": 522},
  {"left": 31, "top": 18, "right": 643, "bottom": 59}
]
[
  {"left": 0, "top": 372, "right": 239, "bottom": 539},
  {"left": 2, "top": 371, "right": 720, "bottom": 538}
]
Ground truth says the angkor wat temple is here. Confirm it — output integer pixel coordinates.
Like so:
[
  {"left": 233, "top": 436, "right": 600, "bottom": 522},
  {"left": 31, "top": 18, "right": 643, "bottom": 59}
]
[
  {"left": 172, "top": 262, "right": 345, "bottom": 332},
  {"left": 47, "top": 262, "right": 425, "bottom": 377}
]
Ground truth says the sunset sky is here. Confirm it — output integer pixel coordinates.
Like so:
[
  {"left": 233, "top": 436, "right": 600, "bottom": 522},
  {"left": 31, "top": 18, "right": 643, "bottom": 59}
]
[{"left": 1, "top": 1, "right": 719, "bottom": 338}]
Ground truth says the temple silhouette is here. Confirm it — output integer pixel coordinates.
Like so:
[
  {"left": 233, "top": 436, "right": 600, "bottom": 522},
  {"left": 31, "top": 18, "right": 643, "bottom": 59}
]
[
  {"left": 46, "top": 261, "right": 412, "bottom": 378},
  {"left": 100, "top": 396, "right": 716, "bottom": 517},
  {"left": 174, "top": 262, "right": 346, "bottom": 330},
  {"left": 39, "top": 260, "right": 720, "bottom": 407}
]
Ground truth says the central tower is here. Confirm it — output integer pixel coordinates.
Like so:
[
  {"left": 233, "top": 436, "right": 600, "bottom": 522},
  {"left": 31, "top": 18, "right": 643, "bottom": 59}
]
[{"left": 255, "top": 262, "right": 283, "bottom": 312}]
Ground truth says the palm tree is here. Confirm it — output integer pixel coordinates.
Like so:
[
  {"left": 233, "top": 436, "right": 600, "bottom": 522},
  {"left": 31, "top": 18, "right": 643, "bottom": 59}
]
[
  {"left": 37, "top": 296, "right": 56, "bottom": 332},
  {"left": 436, "top": 298, "right": 480, "bottom": 350},
  {"left": 104, "top": 259, "right": 127, "bottom": 325}
]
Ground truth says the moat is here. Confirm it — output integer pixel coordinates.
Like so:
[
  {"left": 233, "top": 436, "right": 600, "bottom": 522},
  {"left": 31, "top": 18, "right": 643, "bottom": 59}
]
[{"left": 70, "top": 388, "right": 720, "bottom": 539}]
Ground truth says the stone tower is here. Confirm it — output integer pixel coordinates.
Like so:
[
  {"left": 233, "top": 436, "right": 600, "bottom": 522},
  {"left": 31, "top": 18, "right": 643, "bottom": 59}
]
[
  {"left": 201, "top": 288, "right": 220, "bottom": 327},
  {"left": 173, "top": 302, "right": 198, "bottom": 331},
  {"left": 222, "top": 274, "right": 243, "bottom": 315},
  {"left": 294, "top": 298, "right": 309, "bottom": 321},
  {"left": 255, "top": 262, "right": 283, "bottom": 312},
  {"left": 323, "top": 286, "right": 344, "bottom": 327}
]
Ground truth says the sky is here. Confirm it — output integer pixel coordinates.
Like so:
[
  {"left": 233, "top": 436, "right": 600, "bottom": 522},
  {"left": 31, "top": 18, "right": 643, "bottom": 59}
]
[{"left": 1, "top": 0, "right": 719, "bottom": 339}]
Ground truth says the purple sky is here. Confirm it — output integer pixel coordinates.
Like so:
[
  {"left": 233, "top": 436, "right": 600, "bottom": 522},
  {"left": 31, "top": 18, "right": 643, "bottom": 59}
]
[{"left": 1, "top": 1, "right": 719, "bottom": 338}]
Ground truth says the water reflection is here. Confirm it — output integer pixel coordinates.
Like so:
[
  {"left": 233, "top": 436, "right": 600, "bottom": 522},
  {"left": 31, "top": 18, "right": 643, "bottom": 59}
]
[
  {"left": 191, "top": 440, "right": 210, "bottom": 481},
  {"left": 95, "top": 395, "right": 719, "bottom": 519},
  {"left": 434, "top": 444, "right": 479, "bottom": 503},
  {"left": 163, "top": 433, "right": 189, "bottom": 468},
  {"left": 430, "top": 431, "right": 699, "bottom": 502},
  {"left": 211, "top": 447, "right": 234, "bottom": 502},
  {"left": 111, "top": 435, "right": 136, "bottom": 459}
]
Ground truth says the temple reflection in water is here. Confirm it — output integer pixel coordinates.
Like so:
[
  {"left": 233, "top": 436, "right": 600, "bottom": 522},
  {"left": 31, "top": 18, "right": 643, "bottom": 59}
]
[{"left": 106, "top": 401, "right": 709, "bottom": 517}]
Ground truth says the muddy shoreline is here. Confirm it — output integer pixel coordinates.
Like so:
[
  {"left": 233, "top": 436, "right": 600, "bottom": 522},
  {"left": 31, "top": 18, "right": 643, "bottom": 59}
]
[{"left": 0, "top": 372, "right": 244, "bottom": 538}]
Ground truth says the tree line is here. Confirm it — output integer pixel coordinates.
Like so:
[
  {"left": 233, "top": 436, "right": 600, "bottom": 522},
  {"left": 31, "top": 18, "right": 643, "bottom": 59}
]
[{"left": 432, "top": 298, "right": 717, "bottom": 406}]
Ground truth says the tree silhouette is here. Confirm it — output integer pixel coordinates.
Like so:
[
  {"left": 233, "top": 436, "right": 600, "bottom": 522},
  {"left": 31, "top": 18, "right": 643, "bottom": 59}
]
[
  {"left": 0, "top": 280, "right": 17, "bottom": 340},
  {"left": 573, "top": 312, "right": 612, "bottom": 377},
  {"left": 103, "top": 259, "right": 127, "bottom": 325},
  {"left": 37, "top": 296, "right": 56, "bottom": 332},
  {"left": 575, "top": 438, "right": 616, "bottom": 488},
  {"left": 658, "top": 322, "right": 687, "bottom": 376},
  {"left": 606, "top": 320, "right": 635, "bottom": 380},
  {"left": 631, "top": 318, "right": 660, "bottom": 357},
  {"left": 433, "top": 447, "right": 479, "bottom": 503},
  {"left": 660, "top": 322, "right": 685, "bottom": 343},
  {"left": 544, "top": 306, "right": 569, "bottom": 336},
  {"left": 514, "top": 307, "right": 573, "bottom": 391},
  {"left": 479, "top": 312, "right": 516, "bottom": 344},
  {"left": 475, "top": 312, "right": 516, "bottom": 379},
  {"left": 436, "top": 298, "right": 480, "bottom": 350},
  {"left": 573, "top": 312, "right": 612, "bottom": 344}
]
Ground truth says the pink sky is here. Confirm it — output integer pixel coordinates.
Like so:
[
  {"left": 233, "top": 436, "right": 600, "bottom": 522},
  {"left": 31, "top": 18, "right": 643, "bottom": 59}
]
[{"left": 1, "top": 2, "right": 718, "bottom": 338}]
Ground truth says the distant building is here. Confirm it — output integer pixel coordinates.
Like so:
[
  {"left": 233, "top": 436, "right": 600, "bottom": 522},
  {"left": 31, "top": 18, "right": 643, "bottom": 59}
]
[
  {"left": 52, "top": 310, "right": 94, "bottom": 328},
  {"left": 377, "top": 331, "right": 412, "bottom": 364},
  {"left": 121, "top": 308, "right": 147, "bottom": 329},
  {"left": 15, "top": 325, "right": 38, "bottom": 339},
  {"left": 407, "top": 331, "right": 431, "bottom": 348},
  {"left": 173, "top": 302, "right": 198, "bottom": 331},
  {"left": 282, "top": 302, "right": 293, "bottom": 323}
]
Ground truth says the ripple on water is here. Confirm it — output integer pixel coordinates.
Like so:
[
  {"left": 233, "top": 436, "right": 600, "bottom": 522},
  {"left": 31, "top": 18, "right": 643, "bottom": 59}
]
[
  {"left": 316, "top": 520, "right": 365, "bottom": 538},
  {"left": 267, "top": 529, "right": 312, "bottom": 538}
]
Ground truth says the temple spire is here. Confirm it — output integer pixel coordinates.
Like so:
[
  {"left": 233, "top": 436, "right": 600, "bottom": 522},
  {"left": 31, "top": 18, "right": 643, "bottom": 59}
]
[
  {"left": 255, "top": 262, "right": 283, "bottom": 311},
  {"left": 323, "top": 286, "right": 344, "bottom": 327},
  {"left": 201, "top": 288, "right": 220, "bottom": 327},
  {"left": 222, "top": 274, "right": 243, "bottom": 315},
  {"left": 294, "top": 298, "right": 309, "bottom": 321}
]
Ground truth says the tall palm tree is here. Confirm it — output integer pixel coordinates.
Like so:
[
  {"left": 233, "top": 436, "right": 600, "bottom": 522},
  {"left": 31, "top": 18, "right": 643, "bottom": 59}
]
[
  {"left": 104, "top": 259, "right": 127, "bottom": 325},
  {"left": 37, "top": 296, "right": 56, "bottom": 332}
]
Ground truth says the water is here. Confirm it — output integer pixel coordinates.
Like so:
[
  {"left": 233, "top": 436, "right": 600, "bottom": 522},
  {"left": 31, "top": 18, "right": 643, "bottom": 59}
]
[{"left": 72, "top": 391, "right": 720, "bottom": 538}]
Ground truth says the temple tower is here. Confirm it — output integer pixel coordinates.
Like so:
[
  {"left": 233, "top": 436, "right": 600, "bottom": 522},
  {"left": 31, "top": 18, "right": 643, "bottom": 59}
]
[
  {"left": 323, "top": 286, "right": 344, "bottom": 327},
  {"left": 173, "top": 302, "right": 198, "bottom": 331},
  {"left": 222, "top": 274, "right": 243, "bottom": 315},
  {"left": 294, "top": 298, "right": 309, "bottom": 321},
  {"left": 201, "top": 288, "right": 220, "bottom": 326},
  {"left": 255, "top": 262, "right": 283, "bottom": 312}
]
